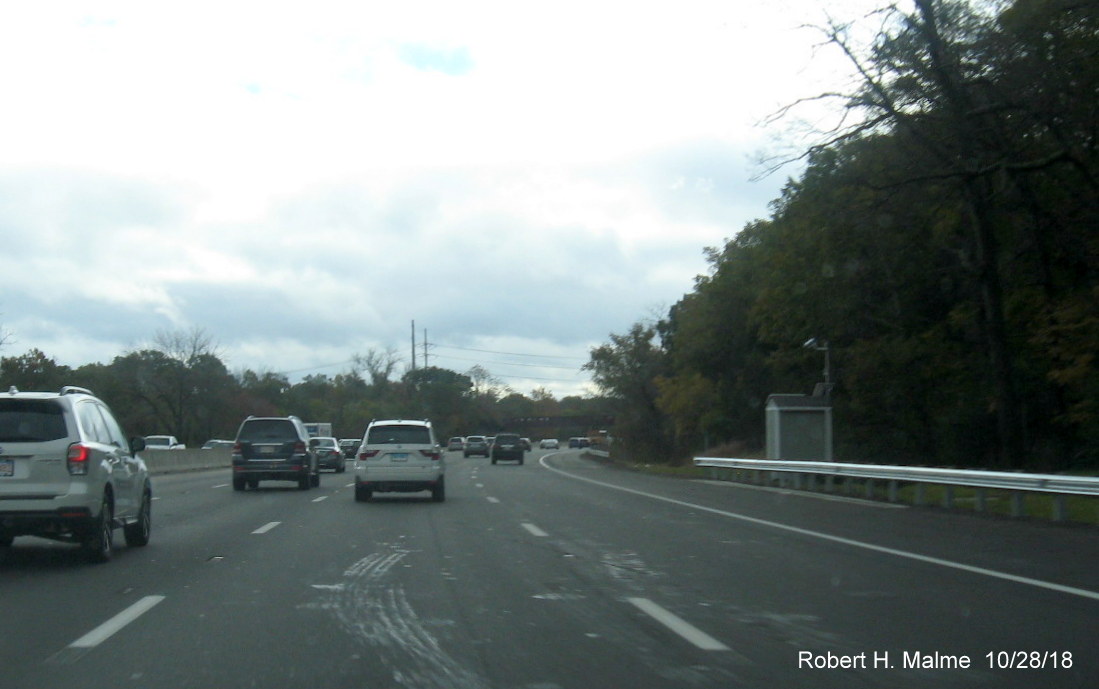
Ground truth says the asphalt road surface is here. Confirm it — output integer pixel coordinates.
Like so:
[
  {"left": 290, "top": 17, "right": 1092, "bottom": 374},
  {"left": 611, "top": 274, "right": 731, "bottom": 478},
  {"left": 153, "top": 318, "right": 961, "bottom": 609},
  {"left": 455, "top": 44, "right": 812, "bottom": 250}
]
[{"left": 2, "top": 449, "right": 1095, "bottom": 689}]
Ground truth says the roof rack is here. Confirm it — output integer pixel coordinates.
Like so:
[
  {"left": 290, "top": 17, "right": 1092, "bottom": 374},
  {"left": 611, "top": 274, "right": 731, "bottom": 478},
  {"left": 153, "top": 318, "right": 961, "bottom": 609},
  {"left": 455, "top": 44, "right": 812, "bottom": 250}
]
[{"left": 60, "top": 386, "right": 94, "bottom": 396}]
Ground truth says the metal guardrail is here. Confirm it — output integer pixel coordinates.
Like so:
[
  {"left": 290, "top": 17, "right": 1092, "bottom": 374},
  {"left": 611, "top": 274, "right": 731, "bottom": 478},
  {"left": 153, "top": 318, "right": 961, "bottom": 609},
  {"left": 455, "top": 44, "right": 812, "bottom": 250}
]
[{"left": 693, "top": 457, "right": 1099, "bottom": 522}]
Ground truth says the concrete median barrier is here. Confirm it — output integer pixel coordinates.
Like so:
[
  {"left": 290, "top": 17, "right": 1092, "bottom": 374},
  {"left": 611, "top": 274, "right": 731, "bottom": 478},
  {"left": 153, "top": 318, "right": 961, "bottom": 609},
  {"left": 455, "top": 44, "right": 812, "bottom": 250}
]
[{"left": 142, "top": 449, "right": 232, "bottom": 475}]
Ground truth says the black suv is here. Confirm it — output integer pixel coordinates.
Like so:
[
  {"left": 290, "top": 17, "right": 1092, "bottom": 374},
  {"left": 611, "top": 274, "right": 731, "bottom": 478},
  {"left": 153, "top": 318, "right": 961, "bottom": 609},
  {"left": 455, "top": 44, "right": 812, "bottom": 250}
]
[
  {"left": 491, "top": 433, "right": 526, "bottom": 464},
  {"left": 231, "top": 416, "right": 320, "bottom": 490}
]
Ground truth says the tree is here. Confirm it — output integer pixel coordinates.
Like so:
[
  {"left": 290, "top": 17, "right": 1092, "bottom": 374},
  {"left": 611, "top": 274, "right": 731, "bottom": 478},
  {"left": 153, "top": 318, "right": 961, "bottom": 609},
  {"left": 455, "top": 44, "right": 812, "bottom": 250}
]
[
  {"left": 0, "top": 349, "right": 73, "bottom": 391},
  {"left": 585, "top": 323, "right": 673, "bottom": 462}
]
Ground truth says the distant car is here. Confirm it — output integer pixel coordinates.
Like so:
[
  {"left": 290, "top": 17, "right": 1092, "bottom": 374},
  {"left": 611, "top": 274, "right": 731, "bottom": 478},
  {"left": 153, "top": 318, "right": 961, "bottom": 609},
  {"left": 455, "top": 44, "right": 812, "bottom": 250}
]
[
  {"left": 355, "top": 419, "right": 444, "bottom": 502},
  {"left": 520, "top": 437, "right": 532, "bottom": 451},
  {"left": 145, "top": 434, "right": 186, "bottom": 450},
  {"left": 313, "top": 436, "right": 347, "bottom": 473},
  {"left": 339, "top": 438, "right": 359, "bottom": 458},
  {"left": 464, "top": 435, "right": 489, "bottom": 457},
  {"left": 491, "top": 432, "right": 526, "bottom": 465},
  {"left": 447, "top": 437, "right": 465, "bottom": 451},
  {"left": 231, "top": 415, "right": 319, "bottom": 491},
  {"left": 568, "top": 437, "right": 582, "bottom": 448},
  {"left": 201, "top": 439, "right": 234, "bottom": 450},
  {"left": 0, "top": 385, "right": 151, "bottom": 562},
  {"left": 539, "top": 438, "right": 560, "bottom": 449}
]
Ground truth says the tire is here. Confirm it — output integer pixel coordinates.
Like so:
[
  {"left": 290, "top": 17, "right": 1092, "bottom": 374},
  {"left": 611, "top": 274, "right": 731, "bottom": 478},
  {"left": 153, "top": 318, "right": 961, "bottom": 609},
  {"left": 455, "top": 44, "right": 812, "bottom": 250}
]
[
  {"left": 311, "top": 471, "right": 320, "bottom": 488},
  {"left": 233, "top": 476, "right": 246, "bottom": 491},
  {"left": 83, "top": 495, "right": 113, "bottom": 563},
  {"left": 124, "top": 488, "right": 152, "bottom": 547},
  {"left": 298, "top": 474, "right": 310, "bottom": 490},
  {"left": 431, "top": 479, "right": 446, "bottom": 503},
  {"left": 354, "top": 484, "right": 372, "bottom": 502},
  {"left": 491, "top": 457, "right": 498, "bottom": 465}
]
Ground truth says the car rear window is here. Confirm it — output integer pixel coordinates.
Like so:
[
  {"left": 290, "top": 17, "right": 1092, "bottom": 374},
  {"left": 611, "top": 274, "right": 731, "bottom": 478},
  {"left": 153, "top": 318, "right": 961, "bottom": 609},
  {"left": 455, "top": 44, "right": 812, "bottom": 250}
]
[
  {"left": 0, "top": 400, "right": 68, "bottom": 442},
  {"left": 367, "top": 425, "right": 431, "bottom": 445},
  {"left": 238, "top": 419, "right": 298, "bottom": 442}
]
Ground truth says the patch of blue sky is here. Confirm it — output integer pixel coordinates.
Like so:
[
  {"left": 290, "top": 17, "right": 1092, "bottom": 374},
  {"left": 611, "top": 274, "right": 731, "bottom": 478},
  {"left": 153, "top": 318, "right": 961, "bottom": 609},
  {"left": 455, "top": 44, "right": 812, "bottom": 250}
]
[{"left": 397, "top": 44, "right": 474, "bottom": 76}]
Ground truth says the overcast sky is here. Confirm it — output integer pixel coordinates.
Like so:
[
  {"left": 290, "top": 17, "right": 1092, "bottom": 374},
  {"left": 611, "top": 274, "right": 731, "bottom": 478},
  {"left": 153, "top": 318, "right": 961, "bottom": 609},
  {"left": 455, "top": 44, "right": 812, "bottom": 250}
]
[{"left": 0, "top": 0, "right": 881, "bottom": 397}]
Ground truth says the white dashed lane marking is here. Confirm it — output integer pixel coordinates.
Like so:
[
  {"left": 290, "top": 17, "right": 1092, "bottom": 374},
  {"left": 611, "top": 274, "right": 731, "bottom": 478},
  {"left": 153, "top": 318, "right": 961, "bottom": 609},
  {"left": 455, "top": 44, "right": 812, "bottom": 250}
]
[
  {"left": 521, "top": 522, "right": 549, "bottom": 538},
  {"left": 627, "top": 597, "right": 730, "bottom": 651},
  {"left": 70, "top": 596, "right": 166, "bottom": 649},
  {"left": 252, "top": 521, "right": 281, "bottom": 534}
]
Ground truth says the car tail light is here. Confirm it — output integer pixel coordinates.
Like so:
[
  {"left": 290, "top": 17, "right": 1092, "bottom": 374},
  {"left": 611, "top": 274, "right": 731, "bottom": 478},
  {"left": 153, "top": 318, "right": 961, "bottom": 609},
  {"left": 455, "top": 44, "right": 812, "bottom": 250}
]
[
  {"left": 232, "top": 441, "right": 243, "bottom": 454},
  {"left": 359, "top": 450, "right": 379, "bottom": 460},
  {"left": 420, "top": 449, "right": 441, "bottom": 461},
  {"left": 293, "top": 441, "right": 306, "bottom": 453},
  {"left": 67, "top": 443, "right": 90, "bottom": 475}
]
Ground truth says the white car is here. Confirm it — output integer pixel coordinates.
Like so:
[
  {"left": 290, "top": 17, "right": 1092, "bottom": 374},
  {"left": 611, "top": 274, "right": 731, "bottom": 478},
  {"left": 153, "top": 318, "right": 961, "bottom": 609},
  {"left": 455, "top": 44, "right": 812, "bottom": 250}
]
[
  {"left": 145, "top": 434, "right": 186, "bottom": 450},
  {"left": 0, "top": 385, "right": 152, "bottom": 562},
  {"left": 539, "top": 438, "right": 560, "bottom": 449},
  {"left": 355, "top": 419, "right": 445, "bottom": 502}
]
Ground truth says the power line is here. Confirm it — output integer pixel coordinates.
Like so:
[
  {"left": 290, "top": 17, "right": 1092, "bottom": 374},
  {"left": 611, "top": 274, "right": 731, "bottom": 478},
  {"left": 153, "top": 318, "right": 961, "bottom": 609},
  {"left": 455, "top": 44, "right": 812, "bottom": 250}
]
[
  {"left": 433, "top": 343, "right": 587, "bottom": 362},
  {"left": 431, "top": 353, "right": 582, "bottom": 371}
]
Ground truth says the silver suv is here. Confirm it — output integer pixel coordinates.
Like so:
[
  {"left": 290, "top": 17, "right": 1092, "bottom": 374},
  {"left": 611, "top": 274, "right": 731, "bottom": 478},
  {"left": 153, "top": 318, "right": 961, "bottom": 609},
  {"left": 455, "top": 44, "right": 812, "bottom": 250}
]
[
  {"left": 354, "top": 419, "right": 444, "bottom": 502},
  {"left": 0, "top": 385, "right": 152, "bottom": 562}
]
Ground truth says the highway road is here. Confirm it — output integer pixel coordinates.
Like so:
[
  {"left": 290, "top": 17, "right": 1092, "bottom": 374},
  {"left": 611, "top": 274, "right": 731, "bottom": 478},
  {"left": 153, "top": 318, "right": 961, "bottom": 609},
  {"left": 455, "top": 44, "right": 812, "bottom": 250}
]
[{"left": 2, "top": 449, "right": 1095, "bottom": 688}]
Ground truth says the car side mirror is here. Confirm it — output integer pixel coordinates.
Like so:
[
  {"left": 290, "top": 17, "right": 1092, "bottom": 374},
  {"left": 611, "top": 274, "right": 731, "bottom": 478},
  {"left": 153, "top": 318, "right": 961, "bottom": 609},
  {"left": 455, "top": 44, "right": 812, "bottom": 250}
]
[{"left": 130, "top": 437, "right": 146, "bottom": 453}]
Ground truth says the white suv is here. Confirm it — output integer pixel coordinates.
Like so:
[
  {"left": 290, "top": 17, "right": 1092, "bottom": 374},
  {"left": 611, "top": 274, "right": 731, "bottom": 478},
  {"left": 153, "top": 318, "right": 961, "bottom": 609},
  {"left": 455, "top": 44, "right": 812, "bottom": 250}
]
[
  {"left": 0, "top": 385, "right": 152, "bottom": 562},
  {"left": 354, "top": 419, "right": 445, "bottom": 502}
]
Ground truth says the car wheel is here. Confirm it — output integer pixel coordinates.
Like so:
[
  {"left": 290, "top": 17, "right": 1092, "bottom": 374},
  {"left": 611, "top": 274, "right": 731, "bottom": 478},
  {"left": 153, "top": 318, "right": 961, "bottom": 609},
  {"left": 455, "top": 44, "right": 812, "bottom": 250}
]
[
  {"left": 233, "top": 476, "right": 246, "bottom": 491},
  {"left": 124, "top": 488, "right": 152, "bottom": 547},
  {"left": 355, "top": 484, "right": 372, "bottom": 502},
  {"left": 311, "top": 471, "right": 320, "bottom": 487},
  {"left": 83, "top": 495, "right": 113, "bottom": 563},
  {"left": 432, "top": 480, "right": 446, "bottom": 503},
  {"left": 491, "top": 457, "right": 497, "bottom": 464},
  {"left": 298, "top": 474, "right": 310, "bottom": 490}
]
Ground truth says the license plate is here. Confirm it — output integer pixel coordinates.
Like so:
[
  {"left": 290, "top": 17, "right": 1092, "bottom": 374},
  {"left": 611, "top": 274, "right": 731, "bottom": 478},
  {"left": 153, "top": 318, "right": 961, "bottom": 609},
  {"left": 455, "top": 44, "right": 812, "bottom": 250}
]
[
  {"left": 260, "top": 446, "right": 276, "bottom": 455},
  {"left": 0, "top": 459, "right": 13, "bottom": 477},
  {"left": 388, "top": 453, "right": 409, "bottom": 462}
]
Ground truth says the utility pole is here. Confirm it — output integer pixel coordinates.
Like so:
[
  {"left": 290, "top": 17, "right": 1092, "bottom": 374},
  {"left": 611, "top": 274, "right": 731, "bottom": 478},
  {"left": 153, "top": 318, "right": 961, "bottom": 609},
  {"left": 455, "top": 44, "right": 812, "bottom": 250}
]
[{"left": 411, "top": 320, "right": 417, "bottom": 371}]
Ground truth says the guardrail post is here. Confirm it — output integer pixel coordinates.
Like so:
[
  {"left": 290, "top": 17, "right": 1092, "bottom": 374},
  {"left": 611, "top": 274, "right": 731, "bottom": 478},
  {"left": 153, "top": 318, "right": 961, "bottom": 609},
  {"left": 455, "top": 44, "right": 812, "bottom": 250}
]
[
  {"left": 825, "top": 475, "right": 834, "bottom": 493},
  {"left": 865, "top": 479, "right": 874, "bottom": 499},
  {"left": 943, "top": 486, "right": 954, "bottom": 509},
  {"left": 975, "top": 488, "right": 987, "bottom": 513},
  {"left": 915, "top": 483, "right": 925, "bottom": 506},
  {"left": 1012, "top": 493, "right": 1025, "bottom": 517},
  {"left": 888, "top": 480, "right": 898, "bottom": 503},
  {"left": 1053, "top": 495, "right": 1066, "bottom": 522}
]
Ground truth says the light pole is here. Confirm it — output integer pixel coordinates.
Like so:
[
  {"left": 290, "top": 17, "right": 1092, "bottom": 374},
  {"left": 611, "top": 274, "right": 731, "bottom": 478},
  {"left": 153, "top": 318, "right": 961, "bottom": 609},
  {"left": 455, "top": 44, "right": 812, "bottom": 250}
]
[{"left": 803, "top": 338, "right": 831, "bottom": 386}]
